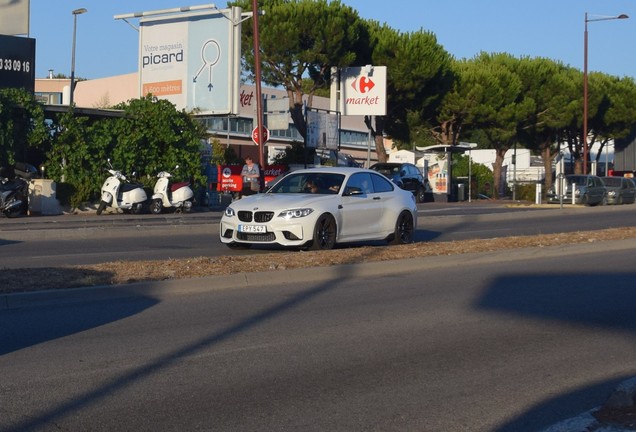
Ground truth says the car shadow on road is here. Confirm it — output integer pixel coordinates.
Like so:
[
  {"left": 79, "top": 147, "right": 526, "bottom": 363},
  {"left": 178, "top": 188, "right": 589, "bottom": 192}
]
[
  {"left": 475, "top": 272, "right": 636, "bottom": 431},
  {"left": 0, "top": 238, "right": 21, "bottom": 246},
  {"left": 0, "top": 288, "right": 158, "bottom": 356}
]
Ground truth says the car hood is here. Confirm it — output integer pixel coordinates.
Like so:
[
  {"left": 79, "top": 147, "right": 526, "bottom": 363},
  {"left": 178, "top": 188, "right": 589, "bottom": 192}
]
[{"left": 227, "top": 193, "right": 335, "bottom": 211}]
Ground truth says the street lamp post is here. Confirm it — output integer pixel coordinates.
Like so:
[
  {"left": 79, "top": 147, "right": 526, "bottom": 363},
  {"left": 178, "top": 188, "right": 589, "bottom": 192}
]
[
  {"left": 583, "top": 12, "right": 627, "bottom": 174},
  {"left": 69, "top": 8, "right": 87, "bottom": 107}
]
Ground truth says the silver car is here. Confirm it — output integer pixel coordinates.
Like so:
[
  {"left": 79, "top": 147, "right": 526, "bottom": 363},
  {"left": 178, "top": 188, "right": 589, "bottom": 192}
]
[
  {"left": 601, "top": 176, "right": 636, "bottom": 205},
  {"left": 547, "top": 174, "right": 607, "bottom": 206},
  {"left": 220, "top": 167, "right": 418, "bottom": 250}
]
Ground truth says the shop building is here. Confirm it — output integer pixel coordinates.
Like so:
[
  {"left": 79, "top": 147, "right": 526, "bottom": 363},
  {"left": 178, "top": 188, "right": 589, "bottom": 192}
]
[{"left": 34, "top": 72, "right": 378, "bottom": 167}]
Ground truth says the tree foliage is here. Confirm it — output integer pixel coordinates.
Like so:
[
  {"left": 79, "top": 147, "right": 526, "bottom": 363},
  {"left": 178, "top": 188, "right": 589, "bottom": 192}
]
[
  {"left": 0, "top": 88, "right": 50, "bottom": 168},
  {"left": 365, "top": 22, "right": 453, "bottom": 162},
  {"left": 43, "top": 96, "right": 207, "bottom": 207},
  {"left": 230, "top": 0, "right": 367, "bottom": 138}
]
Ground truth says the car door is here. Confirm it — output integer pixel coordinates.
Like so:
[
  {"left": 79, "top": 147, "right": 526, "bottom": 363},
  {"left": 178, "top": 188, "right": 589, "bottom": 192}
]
[
  {"left": 623, "top": 178, "right": 636, "bottom": 203},
  {"left": 588, "top": 177, "right": 602, "bottom": 204},
  {"left": 400, "top": 164, "right": 417, "bottom": 194},
  {"left": 339, "top": 172, "right": 383, "bottom": 240}
]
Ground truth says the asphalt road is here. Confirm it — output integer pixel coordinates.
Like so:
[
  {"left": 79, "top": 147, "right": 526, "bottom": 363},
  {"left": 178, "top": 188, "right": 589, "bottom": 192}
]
[
  {"left": 0, "top": 201, "right": 635, "bottom": 269},
  {"left": 1, "top": 239, "right": 635, "bottom": 431}
]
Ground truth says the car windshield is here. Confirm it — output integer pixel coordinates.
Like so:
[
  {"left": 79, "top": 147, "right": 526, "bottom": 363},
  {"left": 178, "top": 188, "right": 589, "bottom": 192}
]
[
  {"left": 566, "top": 175, "right": 588, "bottom": 186},
  {"left": 602, "top": 177, "right": 622, "bottom": 187},
  {"left": 268, "top": 172, "right": 345, "bottom": 195}
]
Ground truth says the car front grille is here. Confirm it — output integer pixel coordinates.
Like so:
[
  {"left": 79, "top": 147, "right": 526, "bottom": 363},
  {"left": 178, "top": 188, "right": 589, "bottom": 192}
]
[
  {"left": 237, "top": 211, "right": 252, "bottom": 222},
  {"left": 237, "top": 232, "right": 276, "bottom": 242},
  {"left": 237, "top": 211, "right": 274, "bottom": 223}
]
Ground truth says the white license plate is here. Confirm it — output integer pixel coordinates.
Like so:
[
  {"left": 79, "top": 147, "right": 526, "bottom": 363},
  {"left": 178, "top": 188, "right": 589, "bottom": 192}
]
[{"left": 238, "top": 224, "right": 266, "bottom": 233}]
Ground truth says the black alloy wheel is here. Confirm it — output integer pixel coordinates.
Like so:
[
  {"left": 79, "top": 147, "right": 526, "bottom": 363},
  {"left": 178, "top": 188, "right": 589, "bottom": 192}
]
[
  {"left": 389, "top": 210, "right": 414, "bottom": 245},
  {"left": 310, "top": 213, "right": 337, "bottom": 250}
]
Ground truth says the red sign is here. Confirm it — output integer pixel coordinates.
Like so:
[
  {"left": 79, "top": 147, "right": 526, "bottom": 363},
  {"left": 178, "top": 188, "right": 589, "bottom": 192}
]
[
  {"left": 251, "top": 126, "right": 269, "bottom": 145},
  {"left": 218, "top": 164, "right": 286, "bottom": 193}
]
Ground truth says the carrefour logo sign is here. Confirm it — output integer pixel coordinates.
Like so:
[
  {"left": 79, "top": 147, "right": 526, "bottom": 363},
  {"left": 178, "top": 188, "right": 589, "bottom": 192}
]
[{"left": 338, "top": 66, "right": 387, "bottom": 116}]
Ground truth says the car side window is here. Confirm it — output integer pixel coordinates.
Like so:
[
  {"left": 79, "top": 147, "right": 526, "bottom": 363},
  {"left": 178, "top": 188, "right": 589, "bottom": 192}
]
[
  {"left": 371, "top": 172, "right": 394, "bottom": 193},
  {"left": 344, "top": 173, "right": 373, "bottom": 195}
]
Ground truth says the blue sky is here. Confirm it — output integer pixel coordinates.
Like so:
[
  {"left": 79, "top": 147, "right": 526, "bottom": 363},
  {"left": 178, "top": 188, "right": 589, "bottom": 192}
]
[{"left": 28, "top": 0, "right": 636, "bottom": 80}]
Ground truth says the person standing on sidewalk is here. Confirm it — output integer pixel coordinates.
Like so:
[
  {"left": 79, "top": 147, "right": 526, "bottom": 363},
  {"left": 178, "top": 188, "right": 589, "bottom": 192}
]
[{"left": 241, "top": 156, "right": 261, "bottom": 197}]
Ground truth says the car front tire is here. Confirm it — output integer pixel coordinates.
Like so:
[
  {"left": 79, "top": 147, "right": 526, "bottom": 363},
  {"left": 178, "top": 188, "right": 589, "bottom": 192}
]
[{"left": 309, "top": 213, "right": 337, "bottom": 250}]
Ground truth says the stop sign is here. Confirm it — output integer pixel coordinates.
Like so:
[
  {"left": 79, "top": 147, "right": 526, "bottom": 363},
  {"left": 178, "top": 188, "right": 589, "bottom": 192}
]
[{"left": 251, "top": 126, "right": 270, "bottom": 145}]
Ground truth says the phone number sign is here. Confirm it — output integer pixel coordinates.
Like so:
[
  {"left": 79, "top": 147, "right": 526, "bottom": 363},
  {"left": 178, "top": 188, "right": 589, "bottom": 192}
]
[{"left": 0, "top": 35, "right": 35, "bottom": 93}]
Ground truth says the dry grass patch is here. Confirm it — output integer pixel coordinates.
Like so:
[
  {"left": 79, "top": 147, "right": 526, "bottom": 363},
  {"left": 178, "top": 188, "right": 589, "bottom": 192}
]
[{"left": 2, "top": 226, "right": 636, "bottom": 293}]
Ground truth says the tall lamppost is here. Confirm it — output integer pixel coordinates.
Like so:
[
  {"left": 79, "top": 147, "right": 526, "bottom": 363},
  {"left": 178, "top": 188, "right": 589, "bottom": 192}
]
[
  {"left": 69, "top": 8, "right": 87, "bottom": 107},
  {"left": 583, "top": 12, "right": 628, "bottom": 174}
]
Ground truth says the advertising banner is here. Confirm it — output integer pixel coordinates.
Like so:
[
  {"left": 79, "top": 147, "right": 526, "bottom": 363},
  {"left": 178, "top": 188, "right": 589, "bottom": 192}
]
[
  {"left": 0, "top": 35, "right": 35, "bottom": 92},
  {"left": 427, "top": 153, "right": 449, "bottom": 194},
  {"left": 218, "top": 165, "right": 286, "bottom": 193},
  {"left": 306, "top": 109, "right": 339, "bottom": 150},
  {"left": 337, "top": 66, "right": 387, "bottom": 116},
  {"left": 139, "top": 7, "right": 241, "bottom": 115}
]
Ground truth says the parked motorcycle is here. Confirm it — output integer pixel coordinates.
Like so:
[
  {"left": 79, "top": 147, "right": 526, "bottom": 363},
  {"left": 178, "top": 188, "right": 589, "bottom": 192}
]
[
  {"left": 0, "top": 162, "right": 37, "bottom": 218},
  {"left": 96, "top": 160, "right": 147, "bottom": 215},
  {"left": 150, "top": 166, "right": 194, "bottom": 214}
]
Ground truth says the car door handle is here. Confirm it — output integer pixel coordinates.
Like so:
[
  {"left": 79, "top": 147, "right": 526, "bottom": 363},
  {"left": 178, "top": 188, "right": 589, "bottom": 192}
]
[{"left": 373, "top": 196, "right": 381, "bottom": 200}]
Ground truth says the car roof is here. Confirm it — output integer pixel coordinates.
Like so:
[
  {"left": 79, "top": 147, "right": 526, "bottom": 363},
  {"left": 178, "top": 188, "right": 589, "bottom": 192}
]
[
  {"left": 370, "top": 162, "right": 408, "bottom": 167},
  {"left": 287, "top": 167, "right": 376, "bottom": 175}
]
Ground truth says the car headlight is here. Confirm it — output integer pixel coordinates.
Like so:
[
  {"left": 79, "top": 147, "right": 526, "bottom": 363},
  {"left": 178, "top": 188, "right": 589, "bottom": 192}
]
[
  {"left": 574, "top": 189, "right": 581, "bottom": 196},
  {"left": 608, "top": 191, "right": 616, "bottom": 197},
  {"left": 278, "top": 208, "right": 314, "bottom": 219},
  {"left": 224, "top": 207, "right": 235, "bottom": 217},
  {"left": 547, "top": 188, "right": 555, "bottom": 195}
]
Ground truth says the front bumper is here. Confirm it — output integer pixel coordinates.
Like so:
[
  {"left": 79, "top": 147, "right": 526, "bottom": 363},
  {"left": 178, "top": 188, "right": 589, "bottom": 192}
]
[
  {"left": 219, "top": 218, "right": 311, "bottom": 247},
  {"left": 547, "top": 194, "right": 581, "bottom": 204}
]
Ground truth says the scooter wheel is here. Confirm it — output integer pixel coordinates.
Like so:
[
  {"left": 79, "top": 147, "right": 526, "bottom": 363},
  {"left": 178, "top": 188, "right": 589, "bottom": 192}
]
[
  {"left": 150, "top": 199, "right": 163, "bottom": 214},
  {"left": 131, "top": 203, "right": 144, "bottom": 214},
  {"left": 96, "top": 200, "right": 107, "bottom": 215},
  {"left": 183, "top": 200, "right": 193, "bottom": 213}
]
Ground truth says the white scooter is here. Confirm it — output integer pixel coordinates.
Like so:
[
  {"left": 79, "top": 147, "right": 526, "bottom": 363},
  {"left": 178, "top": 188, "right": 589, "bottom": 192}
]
[
  {"left": 150, "top": 166, "right": 194, "bottom": 214},
  {"left": 96, "top": 161, "right": 147, "bottom": 215}
]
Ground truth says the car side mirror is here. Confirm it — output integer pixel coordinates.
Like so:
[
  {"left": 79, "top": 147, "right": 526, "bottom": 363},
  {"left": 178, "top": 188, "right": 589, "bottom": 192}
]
[{"left": 344, "top": 186, "right": 363, "bottom": 196}]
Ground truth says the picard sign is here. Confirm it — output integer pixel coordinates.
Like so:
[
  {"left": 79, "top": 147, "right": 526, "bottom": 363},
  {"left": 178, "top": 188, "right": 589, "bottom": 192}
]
[{"left": 339, "top": 66, "right": 387, "bottom": 116}]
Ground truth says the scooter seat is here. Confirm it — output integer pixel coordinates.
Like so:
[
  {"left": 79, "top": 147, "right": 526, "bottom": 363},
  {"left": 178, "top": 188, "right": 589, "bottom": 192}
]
[
  {"left": 120, "top": 183, "right": 143, "bottom": 193},
  {"left": 0, "top": 180, "right": 22, "bottom": 191},
  {"left": 170, "top": 181, "right": 190, "bottom": 192}
]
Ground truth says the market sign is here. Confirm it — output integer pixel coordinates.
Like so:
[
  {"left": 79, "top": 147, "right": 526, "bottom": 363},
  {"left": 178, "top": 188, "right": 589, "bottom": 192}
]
[{"left": 331, "top": 65, "right": 387, "bottom": 116}]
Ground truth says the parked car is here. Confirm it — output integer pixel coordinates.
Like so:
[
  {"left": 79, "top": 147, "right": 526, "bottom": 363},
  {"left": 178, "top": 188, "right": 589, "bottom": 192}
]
[
  {"left": 547, "top": 174, "right": 607, "bottom": 206},
  {"left": 314, "top": 148, "right": 362, "bottom": 167},
  {"left": 369, "top": 162, "right": 430, "bottom": 203},
  {"left": 601, "top": 176, "right": 636, "bottom": 205},
  {"left": 220, "top": 167, "right": 418, "bottom": 250}
]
